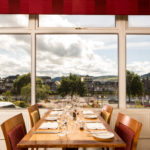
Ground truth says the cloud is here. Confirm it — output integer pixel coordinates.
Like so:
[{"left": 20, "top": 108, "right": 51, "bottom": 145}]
[
  {"left": 39, "top": 15, "right": 74, "bottom": 27},
  {"left": 39, "top": 15, "right": 115, "bottom": 27},
  {"left": 0, "top": 15, "right": 28, "bottom": 27},
  {"left": 129, "top": 15, "right": 150, "bottom": 27},
  {"left": 36, "top": 35, "right": 118, "bottom": 78},
  {"left": 0, "top": 35, "right": 30, "bottom": 78},
  {"left": 127, "top": 61, "right": 150, "bottom": 75}
]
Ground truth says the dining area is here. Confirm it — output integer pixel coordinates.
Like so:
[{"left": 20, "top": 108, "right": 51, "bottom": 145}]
[{"left": 1, "top": 104, "right": 142, "bottom": 150}]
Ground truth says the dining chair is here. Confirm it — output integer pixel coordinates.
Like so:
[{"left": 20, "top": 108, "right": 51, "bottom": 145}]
[
  {"left": 100, "top": 105, "right": 113, "bottom": 124},
  {"left": 28, "top": 104, "right": 40, "bottom": 128},
  {"left": 114, "top": 113, "right": 142, "bottom": 150},
  {"left": 1, "top": 113, "right": 27, "bottom": 150}
]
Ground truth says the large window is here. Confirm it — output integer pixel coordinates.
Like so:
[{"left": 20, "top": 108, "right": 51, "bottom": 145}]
[
  {"left": 36, "top": 34, "right": 118, "bottom": 109},
  {"left": 126, "top": 35, "right": 150, "bottom": 108},
  {"left": 0, "top": 35, "right": 31, "bottom": 108},
  {"left": 0, "top": 15, "right": 149, "bottom": 109}
]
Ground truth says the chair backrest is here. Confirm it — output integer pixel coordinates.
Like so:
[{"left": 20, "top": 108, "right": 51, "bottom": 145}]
[
  {"left": 1, "top": 113, "right": 27, "bottom": 150},
  {"left": 28, "top": 104, "right": 40, "bottom": 128},
  {"left": 100, "top": 105, "right": 113, "bottom": 124},
  {"left": 115, "top": 113, "right": 142, "bottom": 150}
]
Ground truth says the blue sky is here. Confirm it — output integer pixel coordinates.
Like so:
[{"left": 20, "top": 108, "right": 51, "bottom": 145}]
[{"left": 0, "top": 15, "right": 150, "bottom": 78}]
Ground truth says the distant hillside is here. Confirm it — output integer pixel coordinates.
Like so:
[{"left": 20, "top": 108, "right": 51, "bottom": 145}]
[
  {"left": 51, "top": 77, "right": 62, "bottom": 82},
  {"left": 52, "top": 75, "right": 118, "bottom": 82},
  {"left": 141, "top": 73, "right": 150, "bottom": 79},
  {"left": 93, "top": 75, "right": 118, "bottom": 81}
]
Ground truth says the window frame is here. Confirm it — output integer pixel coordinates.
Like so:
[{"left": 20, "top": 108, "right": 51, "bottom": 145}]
[{"left": 0, "top": 15, "right": 150, "bottom": 109}]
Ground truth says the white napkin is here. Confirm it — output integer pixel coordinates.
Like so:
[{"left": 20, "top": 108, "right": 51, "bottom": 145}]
[
  {"left": 39, "top": 122, "right": 58, "bottom": 129},
  {"left": 83, "top": 110, "right": 94, "bottom": 115},
  {"left": 86, "top": 123, "right": 105, "bottom": 130},
  {"left": 50, "top": 111, "right": 62, "bottom": 115}
]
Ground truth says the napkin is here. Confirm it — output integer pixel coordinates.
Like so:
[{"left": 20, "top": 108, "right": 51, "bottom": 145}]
[
  {"left": 86, "top": 123, "right": 105, "bottom": 130},
  {"left": 39, "top": 122, "right": 58, "bottom": 129},
  {"left": 83, "top": 110, "right": 94, "bottom": 115}
]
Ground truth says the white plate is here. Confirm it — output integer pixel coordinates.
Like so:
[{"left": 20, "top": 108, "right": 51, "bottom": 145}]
[
  {"left": 85, "top": 115, "right": 98, "bottom": 119},
  {"left": 45, "top": 117, "right": 58, "bottom": 121},
  {"left": 83, "top": 110, "right": 94, "bottom": 115},
  {"left": 92, "top": 131, "right": 114, "bottom": 139},
  {"left": 50, "top": 111, "right": 62, "bottom": 115}
]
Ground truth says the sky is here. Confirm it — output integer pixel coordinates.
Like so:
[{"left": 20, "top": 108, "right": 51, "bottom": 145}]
[{"left": 0, "top": 15, "right": 150, "bottom": 78}]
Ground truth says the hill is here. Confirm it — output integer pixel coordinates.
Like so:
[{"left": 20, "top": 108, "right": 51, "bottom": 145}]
[
  {"left": 141, "top": 73, "right": 150, "bottom": 79},
  {"left": 93, "top": 75, "right": 118, "bottom": 82},
  {"left": 51, "top": 77, "right": 62, "bottom": 82}
]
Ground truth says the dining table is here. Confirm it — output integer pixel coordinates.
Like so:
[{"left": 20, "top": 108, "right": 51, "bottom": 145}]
[{"left": 17, "top": 109, "right": 126, "bottom": 149}]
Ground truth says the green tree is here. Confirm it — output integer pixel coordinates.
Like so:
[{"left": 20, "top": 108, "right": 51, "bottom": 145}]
[
  {"left": 36, "top": 78, "right": 50, "bottom": 102},
  {"left": 2, "top": 91, "right": 12, "bottom": 102},
  {"left": 126, "top": 70, "right": 144, "bottom": 103},
  {"left": 21, "top": 77, "right": 50, "bottom": 103},
  {"left": 12, "top": 73, "right": 30, "bottom": 95},
  {"left": 21, "top": 83, "right": 31, "bottom": 103},
  {"left": 57, "top": 74, "right": 87, "bottom": 99}
]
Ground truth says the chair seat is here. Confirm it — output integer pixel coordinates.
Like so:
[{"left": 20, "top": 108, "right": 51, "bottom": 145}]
[{"left": 8, "top": 123, "right": 27, "bottom": 150}]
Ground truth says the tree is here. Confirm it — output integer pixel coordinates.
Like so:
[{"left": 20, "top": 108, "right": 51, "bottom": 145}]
[
  {"left": 20, "top": 77, "right": 50, "bottom": 103},
  {"left": 36, "top": 78, "right": 50, "bottom": 102},
  {"left": 11, "top": 73, "right": 50, "bottom": 103},
  {"left": 2, "top": 91, "right": 12, "bottom": 102},
  {"left": 21, "top": 83, "right": 31, "bottom": 103},
  {"left": 57, "top": 74, "right": 87, "bottom": 99},
  {"left": 12, "top": 73, "right": 31, "bottom": 95},
  {"left": 126, "top": 70, "right": 144, "bottom": 103}
]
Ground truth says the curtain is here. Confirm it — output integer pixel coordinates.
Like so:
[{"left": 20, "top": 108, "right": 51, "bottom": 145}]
[{"left": 0, "top": 0, "right": 150, "bottom": 15}]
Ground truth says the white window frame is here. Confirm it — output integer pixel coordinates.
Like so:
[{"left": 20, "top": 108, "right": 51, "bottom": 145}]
[{"left": 0, "top": 15, "right": 150, "bottom": 109}]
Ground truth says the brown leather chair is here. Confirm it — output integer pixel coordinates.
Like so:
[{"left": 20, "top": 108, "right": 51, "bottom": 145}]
[
  {"left": 115, "top": 113, "right": 142, "bottom": 150},
  {"left": 28, "top": 104, "right": 40, "bottom": 128},
  {"left": 100, "top": 105, "right": 113, "bottom": 124},
  {"left": 1, "top": 113, "right": 27, "bottom": 150}
]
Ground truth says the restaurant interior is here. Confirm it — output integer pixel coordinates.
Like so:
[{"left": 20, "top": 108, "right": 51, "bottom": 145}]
[{"left": 0, "top": 0, "right": 150, "bottom": 150}]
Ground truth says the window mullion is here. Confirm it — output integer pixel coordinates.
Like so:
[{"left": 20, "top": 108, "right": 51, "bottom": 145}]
[
  {"left": 30, "top": 15, "right": 36, "bottom": 105},
  {"left": 116, "top": 15, "right": 128, "bottom": 109}
]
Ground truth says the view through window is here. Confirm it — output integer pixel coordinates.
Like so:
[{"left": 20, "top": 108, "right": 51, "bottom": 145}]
[
  {"left": 36, "top": 34, "right": 118, "bottom": 109},
  {"left": 0, "top": 35, "right": 31, "bottom": 108},
  {"left": 126, "top": 35, "right": 150, "bottom": 108}
]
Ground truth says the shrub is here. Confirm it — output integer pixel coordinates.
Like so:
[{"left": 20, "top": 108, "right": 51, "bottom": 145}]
[{"left": 14, "top": 101, "right": 27, "bottom": 108}]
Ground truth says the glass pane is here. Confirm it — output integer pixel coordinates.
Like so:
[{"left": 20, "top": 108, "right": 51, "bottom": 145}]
[
  {"left": 39, "top": 15, "right": 115, "bottom": 27},
  {"left": 0, "top": 35, "right": 31, "bottom": 108},
  {"left": 129, "top": 15, "right": 150, "bottom": 27},
  {"left": 126, "top": 35, "right": 150, "bottom": 108},
  {"left": 36, "top": 34, "right": 118, "bottom": 109},
  {"left": 0, "top": 15, "right": 29, "bottom": 27}
]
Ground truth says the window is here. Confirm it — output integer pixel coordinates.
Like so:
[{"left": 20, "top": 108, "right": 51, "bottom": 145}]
[
  {"left": 39, "top": 15, "right": 115, "bottom": 27},
  {"left": 0, "top": 15, "right": 149, "bottom": 110},
  {"left": 126, "top": 35, "right": 150, "bottom": 108},
  {"left": 36, "top": 34, "right": 118, "bottom": 109},
  {"left": 0, "top": 15, "right": 29, "bottom": 27},
  {"left": 128, "top": 15, "right": 150, "bottom": 27},
  {"left": 0, "top": 35, "right": 31, "bottom": 108}
]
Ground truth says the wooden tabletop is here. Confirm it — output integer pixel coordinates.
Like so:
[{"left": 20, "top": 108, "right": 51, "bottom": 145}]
[{"left": 17, "top": 110, "right": 126, "bottom": 149}]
